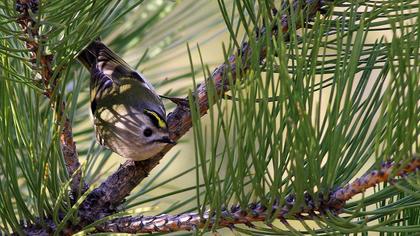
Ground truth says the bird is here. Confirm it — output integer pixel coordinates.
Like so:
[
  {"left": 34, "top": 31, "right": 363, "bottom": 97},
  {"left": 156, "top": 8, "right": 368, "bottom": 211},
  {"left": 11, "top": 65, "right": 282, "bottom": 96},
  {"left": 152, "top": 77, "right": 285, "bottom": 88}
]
[{"left": 77, "top": 40, "right": 175, "bottom": 161}]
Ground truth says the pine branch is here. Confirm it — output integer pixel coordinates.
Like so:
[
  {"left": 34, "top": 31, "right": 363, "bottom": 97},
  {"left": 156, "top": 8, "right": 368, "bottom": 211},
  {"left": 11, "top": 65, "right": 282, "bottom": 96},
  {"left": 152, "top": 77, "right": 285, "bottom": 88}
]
[
  {"left": 15, "top": 0, "right": 87, "bottom": 197},
  {"left": 330, "top": 154, "right": 420, "bottom": 205},
  {"left": 95, "top": 155, "right": 420, "bottom": 233}
]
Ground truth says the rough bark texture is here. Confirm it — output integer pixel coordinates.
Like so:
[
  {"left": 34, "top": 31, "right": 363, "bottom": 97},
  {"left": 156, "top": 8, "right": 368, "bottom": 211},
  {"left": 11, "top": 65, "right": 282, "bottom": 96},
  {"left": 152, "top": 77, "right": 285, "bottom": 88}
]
[{"left": 331, "top": 154, "right": 420, "bottom": 203}]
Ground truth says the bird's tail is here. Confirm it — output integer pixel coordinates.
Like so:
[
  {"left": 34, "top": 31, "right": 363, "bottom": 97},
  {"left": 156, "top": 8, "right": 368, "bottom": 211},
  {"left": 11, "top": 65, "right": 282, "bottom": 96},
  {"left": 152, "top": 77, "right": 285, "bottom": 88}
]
[
  {"left": 77, "top": 39, "right": 110, "bottom": 69},
  {"left": 77, "top": 39, "right": 131, "bottom": 71},
  {"left": 77, "top": 41, "right": 98, "bottom": 70}
]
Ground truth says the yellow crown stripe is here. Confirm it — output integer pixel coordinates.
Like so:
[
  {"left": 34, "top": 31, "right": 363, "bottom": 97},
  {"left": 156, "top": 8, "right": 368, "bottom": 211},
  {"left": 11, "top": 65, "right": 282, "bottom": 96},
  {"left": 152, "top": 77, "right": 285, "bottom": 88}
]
[{"left": 144, "top": 109, "right": 167, "bottom": 128}]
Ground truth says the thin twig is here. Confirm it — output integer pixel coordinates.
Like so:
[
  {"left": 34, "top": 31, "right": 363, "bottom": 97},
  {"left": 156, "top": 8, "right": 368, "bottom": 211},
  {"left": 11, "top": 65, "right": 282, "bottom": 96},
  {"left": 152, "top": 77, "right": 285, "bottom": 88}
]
[
  {"left": 15, "top": 0, "right": 87, "bottom": 198},
  {"left": 329, "top": 154, "right": 420, "bottom": 208}
]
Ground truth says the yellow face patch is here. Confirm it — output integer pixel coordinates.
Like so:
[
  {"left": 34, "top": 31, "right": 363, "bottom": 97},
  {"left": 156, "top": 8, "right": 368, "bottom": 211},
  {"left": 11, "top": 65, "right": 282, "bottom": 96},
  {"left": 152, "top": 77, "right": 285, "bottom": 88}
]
[{"left": 144, "top": 109, "right": 167, "bottom": 128}]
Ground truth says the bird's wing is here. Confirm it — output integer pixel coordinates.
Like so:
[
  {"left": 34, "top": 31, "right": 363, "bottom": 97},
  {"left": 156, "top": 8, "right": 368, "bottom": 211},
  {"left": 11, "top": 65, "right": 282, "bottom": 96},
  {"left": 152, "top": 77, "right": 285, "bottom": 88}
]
[
  {"left": 90, "top": 42, "right": 158, "bottom": 92},
  {"left": 90, "top": 67, "right": 113, "bottom": 114},
  {"left": 81, "top": 40, "right": 167, "bottom": 125},
  {"left": 92, "top": 43, "right": 167, "bottom": 118},
  {"left": 94, "top": 44, "right": 132, "bottom": 74},
  {"left": 130, "top": 71, "right": 157, "bottom": 93}
]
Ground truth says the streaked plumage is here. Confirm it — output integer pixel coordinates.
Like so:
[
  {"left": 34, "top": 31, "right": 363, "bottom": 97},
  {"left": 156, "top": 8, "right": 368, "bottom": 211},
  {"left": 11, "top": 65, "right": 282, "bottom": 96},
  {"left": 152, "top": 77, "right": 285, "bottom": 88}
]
[{"left": 78, "top": 40, "right": 174, "bottom": 160}]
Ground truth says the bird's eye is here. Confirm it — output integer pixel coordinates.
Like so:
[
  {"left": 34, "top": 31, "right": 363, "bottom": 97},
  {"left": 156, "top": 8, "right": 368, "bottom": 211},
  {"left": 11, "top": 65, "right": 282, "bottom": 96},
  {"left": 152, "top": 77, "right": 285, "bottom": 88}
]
[{"left": 143, "top": 128, "right": 153, "bottom": 137}]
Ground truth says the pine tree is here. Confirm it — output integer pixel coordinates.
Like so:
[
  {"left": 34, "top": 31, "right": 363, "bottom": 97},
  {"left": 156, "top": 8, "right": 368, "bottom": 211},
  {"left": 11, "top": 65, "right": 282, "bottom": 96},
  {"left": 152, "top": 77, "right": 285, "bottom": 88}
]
[{"left": 0, "top": 0, "right": 419, "bottom": 234}]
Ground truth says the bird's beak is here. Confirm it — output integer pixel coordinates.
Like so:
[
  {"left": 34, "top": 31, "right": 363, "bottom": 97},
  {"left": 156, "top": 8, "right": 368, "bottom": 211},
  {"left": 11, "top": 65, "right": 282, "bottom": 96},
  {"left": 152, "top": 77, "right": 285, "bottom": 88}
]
[{"left": 157, "top": 136, "right": 176, "bottom": 144}]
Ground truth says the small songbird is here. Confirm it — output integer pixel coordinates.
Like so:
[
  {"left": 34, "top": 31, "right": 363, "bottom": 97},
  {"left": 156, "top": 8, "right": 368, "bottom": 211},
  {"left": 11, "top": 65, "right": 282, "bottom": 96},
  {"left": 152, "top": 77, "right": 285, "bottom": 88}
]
[{"left": 77, "top": 40, "right": 175, "bottom": 161}]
